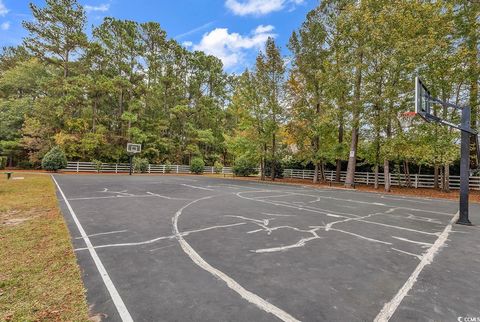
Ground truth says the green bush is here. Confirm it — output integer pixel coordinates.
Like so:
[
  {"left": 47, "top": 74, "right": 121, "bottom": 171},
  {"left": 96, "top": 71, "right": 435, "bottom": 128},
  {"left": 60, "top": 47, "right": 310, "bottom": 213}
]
[
  {"left": 133, "top": 157, "right": 149, "bottom": 173},
  {"left": 41, "top": 146, "right": 68, "bottom": 171},
  {"left": 17, "top": 160, "right": 35, "bottom": 169},
  {"left": 265, "top": 160, "right": 284, "bottom": 179},
  {"left": 190, "top": 157, "right": 205, "bottom": 174},
  {"left": 165, "top": 161, "right": 172, "bottom": 173},
  {"left": 214, "top": 161, "right": 223, "bottom": 174},
  {"left": 0, "top": 156, "right": 7, "bottom": 170},
  {"left": 233, "top": 156, "right": 258, "bottom": 177},
  {"left": 92, "top": 159, "right": 103, "bottom": 173}
]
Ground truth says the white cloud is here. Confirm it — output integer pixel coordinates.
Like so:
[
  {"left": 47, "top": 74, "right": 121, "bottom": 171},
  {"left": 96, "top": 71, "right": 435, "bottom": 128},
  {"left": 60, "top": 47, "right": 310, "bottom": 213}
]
[
  {"left": 85, "top": 4, "right": 110, "bottom": 12},
  {"left": 182, "top": 41, "right": 193, "bottom": 48},
  {"left": 0, "top": 21, "right": 10, "bottom": 30},
  {"left": 0, "top": 0, "right": 9, "bottom": 17},
  {"left": 254, "top": 25, "right": 274, "bottom": 34},
  {"left": 192, "top": 25, "right": 276, "bottom": 70},
  {"left": 225, "top": 0, "right": 304, "bottom": 16}
]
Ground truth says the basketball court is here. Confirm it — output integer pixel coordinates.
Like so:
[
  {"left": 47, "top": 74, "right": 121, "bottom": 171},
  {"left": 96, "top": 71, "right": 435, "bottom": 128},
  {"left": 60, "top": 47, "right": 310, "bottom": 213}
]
[{"left": 53, "top": 174, "right": 480, "bottom": 322}]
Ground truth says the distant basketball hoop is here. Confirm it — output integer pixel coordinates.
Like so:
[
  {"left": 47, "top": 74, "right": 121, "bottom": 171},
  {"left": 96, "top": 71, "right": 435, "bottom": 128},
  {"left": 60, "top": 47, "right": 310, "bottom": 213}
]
[
  {"left": 126, "top": 143, "right": 142, "bottom": 175},
  {"left": 402, "top": 111, "right": 417, "bottom": 118}
]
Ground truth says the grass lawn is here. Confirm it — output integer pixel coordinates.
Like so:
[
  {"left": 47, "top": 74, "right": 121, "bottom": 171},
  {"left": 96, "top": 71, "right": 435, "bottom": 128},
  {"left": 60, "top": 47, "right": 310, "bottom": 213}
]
[{"left": 0, "top": 173, "right": 89, "bottom": 321}]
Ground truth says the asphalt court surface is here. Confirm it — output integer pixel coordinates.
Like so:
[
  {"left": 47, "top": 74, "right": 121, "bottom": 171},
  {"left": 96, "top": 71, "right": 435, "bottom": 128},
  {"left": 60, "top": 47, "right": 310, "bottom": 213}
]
[{"left": 53, "top": 174, "right": 480, "bottom": 322}]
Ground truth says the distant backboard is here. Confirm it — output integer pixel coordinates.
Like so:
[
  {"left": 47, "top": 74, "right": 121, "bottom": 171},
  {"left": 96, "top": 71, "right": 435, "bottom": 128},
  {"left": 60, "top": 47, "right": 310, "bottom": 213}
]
[
  {"left": 127, "top": 143, "right": 141, "bottom": 154},
  {"left": 415, "top": 76, "right": 431, "bottom": 116}
]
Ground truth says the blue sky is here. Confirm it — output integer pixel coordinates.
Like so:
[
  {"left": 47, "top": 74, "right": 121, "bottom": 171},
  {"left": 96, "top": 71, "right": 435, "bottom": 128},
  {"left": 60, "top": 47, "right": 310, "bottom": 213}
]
[{"left": 0, "top": 0, "right": 316, "bottom": 72}]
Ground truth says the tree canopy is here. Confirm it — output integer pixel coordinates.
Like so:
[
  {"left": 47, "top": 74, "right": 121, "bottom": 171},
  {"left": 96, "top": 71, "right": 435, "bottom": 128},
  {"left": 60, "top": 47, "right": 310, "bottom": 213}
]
[{"left": 0, "top": 0, "right": 478, "bottom": 190}]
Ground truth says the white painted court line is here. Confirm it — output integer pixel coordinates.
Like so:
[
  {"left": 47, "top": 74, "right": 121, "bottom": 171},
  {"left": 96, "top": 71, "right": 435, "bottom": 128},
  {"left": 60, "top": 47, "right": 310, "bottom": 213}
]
[
  {"left": 75, "top": 229, "right": 128, "bottom": 239},
  {"left": 181, "top": 183, "right": 214, "bottom": 191},
  {"left": 68, "top": 194, "right": 156, "bottom": 201},
  {"left": 390, "top": 248, "right": 422, "bottom": 260},
  {"left": 216, "top": 183, "right": 262, "bottom": 190},
  {"left": 172, "top": 195, "right": 300, "bottom": 322},
  {"left": 374, "top": 211, "right": 459, "bottom": 322},
  {"left": 355, "top": 219, "right": 440, "bottom": 236},
  {"left": 262, "top": 190, "right": 455, "bottom": 216},
  {"left": 51, "top": 176, "right": 133, "bottom": 322},
  {"left": 237, "top": 191, "right": 350, "bottom": 219},
  {"left": 252, "top": 193, "right": 297, "bottom": 199},
  {"left": 391, "top": 236, "right": 433, "bottom": 248},
  {"left": 146, "top": 192, "right": 189, "bottom": 200},
  {"left": 261, "top": 213, "right": 295, "bottom": 217},
  {"left": 253, "top": 235, "right": 320, "bottom": 253},
  {"left": 329, "top": 228, "right": 392, "bottom": 245},
  {"left": 75, "top": 222, "right": 246, "bottom": 251}
]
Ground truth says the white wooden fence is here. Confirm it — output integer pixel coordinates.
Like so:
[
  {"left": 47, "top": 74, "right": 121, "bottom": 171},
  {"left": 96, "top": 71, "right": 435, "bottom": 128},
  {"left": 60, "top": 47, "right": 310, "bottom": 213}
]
[
  {"left": 66, "top": 162, "right": 233, "bottom": 175},
  {"left": 282, "top": 169, "right": 480, "bottom": 191},
  {"left": 65, "top": 162, "right": 480, "bottom": 190}
]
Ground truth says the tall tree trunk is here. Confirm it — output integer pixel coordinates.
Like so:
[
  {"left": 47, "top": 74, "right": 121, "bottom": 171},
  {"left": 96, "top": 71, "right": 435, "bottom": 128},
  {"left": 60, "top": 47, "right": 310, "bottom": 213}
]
[
  {"left": 345, "top": 127, "right": 359, "bottom": 188},
  {"left": 271, "top": 133, "right": 276, "bottom": 181},
  {"left": 470, "top": 79, "right": 478, "bottom": 168},
  {"left": 64, "top": 50, "right": 69, "bottom": 79},
  {"left": 434, "top": 165, "right": 439, "bottom": 189},
  {"left": 92, "top": 95, "right": 97, "bottom": 132},
  {"left": 335, "top": 160, "right": 342, "bottom": 183},
  {"left": 335, "top": 107, "right": 343, "bottom": 182},
  {"left": 384, "top": 159, "right": 390, "bottom": 192},
  {"left": 320, "top": 161, "right": 325, "bottom": 182},
  {"left": 313, "top": 90, "right": 321, "bottom": 183},
  {"left": 344, "top": 51, "right": 363, "bottom": 188},
  {"left": 404, "top": 160, "right": 411, "bottom": 187},
  {"left": 119, "top": 88, "right": 124, "bottom": 136},
  {"left": 443, "top": 163, "right": 450, "bottom": 193},
  {"left": 374, "top": 128, "right": 381, "bottom": 190},
  {"left": 468, "top": 6, "right": 479, "bottom": 169},
  {"left": 261, "top": 143, "right": 267, "bottom": 181}
]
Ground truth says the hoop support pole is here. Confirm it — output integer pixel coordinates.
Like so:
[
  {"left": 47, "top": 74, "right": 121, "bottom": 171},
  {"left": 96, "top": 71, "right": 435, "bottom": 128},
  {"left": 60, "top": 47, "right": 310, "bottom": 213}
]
[{"left": 458, "top": 105, "right": 473, "bottom": 225}]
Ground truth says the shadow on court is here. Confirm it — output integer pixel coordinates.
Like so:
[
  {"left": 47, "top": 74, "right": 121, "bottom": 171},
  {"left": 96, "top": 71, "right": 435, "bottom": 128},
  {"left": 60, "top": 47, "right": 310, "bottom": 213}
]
[{"left": 53, "top": 174, "right": 480, "bottom": 322}]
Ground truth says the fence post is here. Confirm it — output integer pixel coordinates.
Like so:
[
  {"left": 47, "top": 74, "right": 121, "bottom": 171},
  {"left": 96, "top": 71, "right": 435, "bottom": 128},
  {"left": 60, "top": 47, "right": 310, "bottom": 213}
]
[
  {"left": 162, "top": 165, "right": 165, "bottom": 174},
  {"left": 414, "top": 174, "right": 418, "bottom": 188},
  {"left": 330, "top": 171, "right": 333, "bottom": 182},
  {"left": 76, "top": 162, "right": 79, "bottom": 173},
  {"left": 176, "top": 165, "right": 179, "bottom": 173},
  {"left": 148, "top": 164, "right": 151, "bottom": 174},
  {"left": 367, "top": 172, "right": 369, "bottom": 185},
  {"left": 302, "top": 170, "right": 305, "bottom": 179},
  {"left": 115, "top": 163, "right": 118, "bottom": 174}
]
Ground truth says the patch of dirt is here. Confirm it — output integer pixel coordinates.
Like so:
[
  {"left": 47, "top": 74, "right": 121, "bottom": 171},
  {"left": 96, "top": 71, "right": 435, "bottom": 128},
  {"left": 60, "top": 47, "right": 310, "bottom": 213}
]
[
  {"left": 89, "top": 313, "right": 108, "bottom": 322},
  {"left": 0, "top": 208, "right": 49, "bottom": 227},
  {"left": 2, "top": 218, "right": 31, "bottom": 226},
  {"left": 88, "top": 305, "right": 108, "bottom": 322}
]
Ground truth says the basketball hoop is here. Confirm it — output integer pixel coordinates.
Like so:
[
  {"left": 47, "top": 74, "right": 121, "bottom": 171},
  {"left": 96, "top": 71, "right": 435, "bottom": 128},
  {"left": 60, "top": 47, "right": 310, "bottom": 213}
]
[
  {"left": 402, "top": 111, "right": 417, "bottom": 118},
  {"left": 401, "top": 111, "right": 417, "bottom": 128},
  {"left": 413, "top": 76, "right": 477, "bottom": 225}
]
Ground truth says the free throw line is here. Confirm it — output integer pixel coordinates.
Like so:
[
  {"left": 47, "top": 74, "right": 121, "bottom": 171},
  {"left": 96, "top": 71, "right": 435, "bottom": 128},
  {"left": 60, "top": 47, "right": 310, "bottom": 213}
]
[
  {"left": 52, "top": 175, "right": 133, "bottom": 322},
  {"left": 374, "top": 211, "right": 459, "bottom": 322}
]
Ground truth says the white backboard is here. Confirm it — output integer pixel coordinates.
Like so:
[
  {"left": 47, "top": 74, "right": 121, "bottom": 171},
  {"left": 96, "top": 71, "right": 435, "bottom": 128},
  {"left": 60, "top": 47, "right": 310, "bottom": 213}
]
[{"left": 127, "top": 143, "right": 142, "bottom": 154}]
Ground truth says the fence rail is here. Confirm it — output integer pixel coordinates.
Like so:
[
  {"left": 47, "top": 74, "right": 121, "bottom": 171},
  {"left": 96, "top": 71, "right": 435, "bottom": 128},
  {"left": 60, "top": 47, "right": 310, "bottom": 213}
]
[
  {"left": 66, "top": 162, "right": 480, "bottom": 190},
  {"left": 282, "top": 169, "right": 480, "bottom": 191},
  {"left": 66, "top": 162, "right": 233, "bottom": 175}
]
